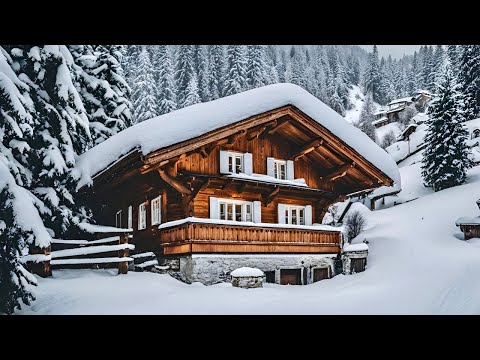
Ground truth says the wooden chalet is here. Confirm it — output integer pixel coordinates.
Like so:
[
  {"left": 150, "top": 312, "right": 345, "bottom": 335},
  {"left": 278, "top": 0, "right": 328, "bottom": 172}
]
[{"left": 78, "top": 84, "right": 398, "bottom": 285}]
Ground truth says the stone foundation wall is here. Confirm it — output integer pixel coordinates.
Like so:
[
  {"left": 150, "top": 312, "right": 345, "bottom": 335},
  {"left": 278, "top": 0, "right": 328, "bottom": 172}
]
[
  {"left": 342, "top": 250, "right": 368, "bottom": 275},
  {"left": 232, "top": 276, "right": 263, "bottom": 288},
  {"left": 177, "top": 254, "right": 337, "bottom": 285}
]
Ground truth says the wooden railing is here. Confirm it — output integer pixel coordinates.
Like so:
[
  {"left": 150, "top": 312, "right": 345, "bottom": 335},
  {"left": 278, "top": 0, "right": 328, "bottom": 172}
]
[{"left": 160, "top": 221, "right": 341, "bottom": 255}]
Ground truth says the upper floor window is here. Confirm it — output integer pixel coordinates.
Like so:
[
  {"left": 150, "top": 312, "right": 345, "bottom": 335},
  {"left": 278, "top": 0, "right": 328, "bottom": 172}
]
[
  {"left": 116, "top": 210, "right": 122, "bottom": 228},
  {"left": 138, "top": 202, "right": 147, "bottom": 230},
  {"left": 209, "top": 197, "right": 261, "bottom": 223},
  {"left": 220, "top": 150, "right": 253, "bottom": 175},
  {"left": 274, "top": 159, "right": 286, "bottom": 180},
  {"left": 151, "top": 196, "right": 162, "bottom": 225},
  {"left": 267, "top": 157, "right": 294, "bottom": 180},
  {"left": 127, "top": 205, "right": 133, "bottom": 229},
  {"left": 278, "top": 204, "right": 312, "bottom": 226}
]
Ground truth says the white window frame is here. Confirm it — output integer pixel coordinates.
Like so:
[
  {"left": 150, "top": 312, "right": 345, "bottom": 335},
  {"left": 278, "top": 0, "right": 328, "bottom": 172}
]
[
  {"left": 218, "top": 198, "right": 253, "bottom": 222},
  {"left": 284, "top": 205, "right": 306, "bottom": 225},
  {"left": 151, "top": 195, "right": 162, "bottom": 226},
  {"left": 274, "top": 159, "right": 287, "bottom": 180},
  {"left": 115, "top": 210, "right": 122, "bottom": 228},
  {"left": 227, "top": 151, "right": 243, "bottom": 174},
  {"left": 138, "top": 202, "right": 147, "bottom": 230},
  {"left": 127, "top": 205, "right": 133, "bottom": 229}
]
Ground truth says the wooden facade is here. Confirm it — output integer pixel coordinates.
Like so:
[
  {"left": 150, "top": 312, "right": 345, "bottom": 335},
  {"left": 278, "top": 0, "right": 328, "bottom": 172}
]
[{"left": 81, "top": 105, "right": 394, "bottom": 258}]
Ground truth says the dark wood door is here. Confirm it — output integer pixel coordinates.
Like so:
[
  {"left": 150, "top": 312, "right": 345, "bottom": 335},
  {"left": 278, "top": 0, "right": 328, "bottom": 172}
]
[
  {"left": 280, "top": 269, "right": 301, "bottom": 285},
  {"left": 313, "top": 267, "right": 329, "bottom": 282},
  {"left": 265, "top": 271, "right": 275, "bottom": 283},
  {"left": 351, "top": 258, "right": 366, "bottom": 273}
]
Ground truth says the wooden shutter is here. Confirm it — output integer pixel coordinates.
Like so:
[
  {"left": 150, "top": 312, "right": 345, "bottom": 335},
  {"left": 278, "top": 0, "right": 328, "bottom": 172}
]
[
  {"left": 253, "top": 201, "right": 261, "bottom": 223},
  {"left": 219, "top": 150, "right": 230, "bottom": 174},
  {"left": 138, "top": 203, "right": 146, "bottom": 230},
  {"left": 278, "top": 204, "right": 286, "bottom": 224},
  {"left": 243, "top": 152, "right": 253, "bottom": 175},
  {"left": 266, "top": 157, "right": 275, "bottom": 177},
  {"left": 209, "top": 197, "right": 219, "bottom": 219},
  {"left": 128, "top": 206, "right": 132, "bottom": 229},
  {"left": 286, "top": 160, "right": 294, "bottom": 180},
  {"left": 305, "top": 205, "right": 312, "bottom": 225}
]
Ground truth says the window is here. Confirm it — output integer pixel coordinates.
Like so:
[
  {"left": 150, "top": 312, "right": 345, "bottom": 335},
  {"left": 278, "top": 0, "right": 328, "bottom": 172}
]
[
  {"left": 274, "top": 160, "right": 287, "bottom": 180},
  {"left": 151, "top": 196, "right": 161, "bottom": 225},
  {"left": 218, "top": 199, "right": 253, "bottom": 222},
  {"left": 284, "top": 205, "right": 306, "bottom": 225},
  {"left": 228, "top": 153, "right": 243, "bottom": 174},
  {"left": 115, "top": 210, "right": 122, "bottom": 228},
  {"left": 138, "top": 202, "right": 147, "bottom": 230},
  {"left": 127, "top": 206, "right": 133, "bottom": 229}
]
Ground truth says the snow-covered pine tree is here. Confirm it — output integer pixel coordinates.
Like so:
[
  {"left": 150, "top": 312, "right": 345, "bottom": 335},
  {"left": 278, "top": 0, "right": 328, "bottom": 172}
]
[
  {"left": 423, "top": 46, "right": 436, "bottom": 92},
  {"left": 356, "top": 93, "right": 377, "bottom": 142},
  {"left": 183, "top": 76, "right": 201, "bottom": 107},
  {"left": 121, "top": 45, "right": 140, "bottom": 89},
  {"left": 246, "top": 45, "right": 268, "bottom": 89},
  {"left": 276, "top": 48, "right": 287, "bottom": 83},
  {"left": 132, "top": 47, "right": 158, "bottom": 122},
  {"left": 175, "top": 45, "right": 198, "bottom": 108},
  {"left": 364, "top": 45, "right": 382, "bottom": 104},
  {"left": 433, "top": 45, "right": 445, "bottom": 92},
  {"left": 223, "top": 45, "right": 247, "bottom": 96},
  {"left": 447, "top": 45, "right": 459, "bottom": 76},
  {"left": 154, "top": 45, "right": 177, "bottom": 115},
  {"left": 287, "top": 46, "right": 307, "bottom": 90},
  {"left": 407, "top": 53, "right": 418, "bottom": 95},
  {"left": 207, "top": 45, "right": 225, "bottom": 100},
  {"left": 421, "top": 60, "right": 472, "bottom": 191},
  {"left": 458, "top": 45, "right": 480, "bottom": 121},
  {"left": 196, "top": 46, "right": 210, "bottom": 102}
]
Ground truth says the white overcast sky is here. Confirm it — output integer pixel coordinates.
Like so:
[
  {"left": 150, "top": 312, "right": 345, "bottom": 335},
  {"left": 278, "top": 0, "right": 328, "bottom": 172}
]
[{"left": 359, "top": 45, "right": 423, "bottom": 59}]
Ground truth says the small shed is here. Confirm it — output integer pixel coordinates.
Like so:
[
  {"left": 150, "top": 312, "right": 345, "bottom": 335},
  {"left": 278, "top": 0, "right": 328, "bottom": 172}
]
[
  {"left": 456, "top": 199, "right": 480, "bottom": 240},
  {"left": 342, "top": 243, "right": 368, "bottom": 274},
  {"left": 231, "top": 267, "right": 264, "bottom": 288}
]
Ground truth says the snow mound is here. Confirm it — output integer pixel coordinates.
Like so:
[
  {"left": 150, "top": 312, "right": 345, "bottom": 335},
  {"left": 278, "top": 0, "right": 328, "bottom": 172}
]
[
  {"left": 231, "top": 267, "right": 264, "bottom": 277},
  {"left": 455, "top": 216, "right": 480, "bottom": 225},
  {"left": 343, "top": 243, "right": 368, "bottom": 252},
  {"left": 76, "top": 83, "right": 400, "bottom": 189}
]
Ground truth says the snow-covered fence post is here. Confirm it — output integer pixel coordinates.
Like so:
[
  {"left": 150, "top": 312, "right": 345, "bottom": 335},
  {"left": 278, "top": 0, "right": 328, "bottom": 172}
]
[
  {"left": 118, "top": 233, "right": 129, "bottom": 275},
  {"left": 28, "top": 245, "right": 52, "bottom": 278}
]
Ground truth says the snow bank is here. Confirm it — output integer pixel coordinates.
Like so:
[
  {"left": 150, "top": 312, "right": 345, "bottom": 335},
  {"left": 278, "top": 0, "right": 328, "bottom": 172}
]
[
  {"left": 231, "top": 267, "right": 264, "bottom": 277},
  {"left": 50, "top": 257, "right": 133, "bottom": 265},
  {"left": 51, "top": 243, "right": 134, "bottom": 259},
  {"left": 76, "top": 83, "right": 400, "bottom": 189},
  {"left": 0, "top": 160, "right": 51, "bottom": 248},
  {"left": 158, "top": 216, "right": 341, "bottom": 232},
  {"left": 343, "top": 243, "right": 368, "bottom": 252},
  {"left": 78, "top": 223, "right": 132, "bottom": 233}
]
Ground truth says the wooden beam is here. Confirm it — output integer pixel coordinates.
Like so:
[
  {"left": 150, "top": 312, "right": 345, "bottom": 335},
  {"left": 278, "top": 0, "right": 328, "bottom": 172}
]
[
  {"left": 322, "top": 162, "right": 355, "bottom": 181},
  {"left": 267, "top": 118, "right": 289, "bottom": 135},
  {"left": 226, "top": 129, "right": 246, "bottom": 146},
  {"left": 188, "top": 179, "right": 211, "bottom": 205},
  {"left": 158, "top": 168, "right": 191, "bottom": 196},
  {"left": 262, "top": 186, "right": 280, "bottom": 206},
  {"left": 221, "top": 178, "right": 235, "bottom": 191},
  {"left": 292, "top": 139, "right": 323, "bottom": 161},
  {"left": 247, "top": 125, "right": 267, "bottom": 141}
]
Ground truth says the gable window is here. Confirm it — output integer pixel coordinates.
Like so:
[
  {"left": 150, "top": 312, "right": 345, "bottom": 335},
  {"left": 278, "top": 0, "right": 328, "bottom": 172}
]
[
  {"left": 274, "top": 160, "right": 287, "bottom": 180},
  {"left": 116, "top": 210, "right": 122, "bottom": 228},
  {"left": 210, "top": 197, "right": 261, "bottom": 223},
  {"left": 278, "top": 204, "right": 312, "bottom": 226},
  {"left": 151, "top": 196, "right": 162, "bottom": 225},
  {"left": 228, "top": 153, "right": 243, "bottom": 174},
  {"left": 219, "top": 150, "right": 253, "bottom": 175},
  {"left": 127, "top": 205, "right": 133, "bottom": 229},
  {"left": 138, "top": 202, "right": 147, "bottom": 230}
]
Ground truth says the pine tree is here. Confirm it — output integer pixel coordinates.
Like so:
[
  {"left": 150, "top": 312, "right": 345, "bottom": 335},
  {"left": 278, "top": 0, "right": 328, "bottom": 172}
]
[
  {"left": 433, "top": 45, "right": 445, "bottom": 92},
  {"left": 121, "top": 45, "right": 140, "bottom": 89},
  {"left": 458, "top": 45, "right": 480, "bottom": 121},
  {"left": 364, "top": 45, "right": 382, "bottom": 104},
  {"left": 421, "top": 61, "right": 472, "bottom": 191},
  {"left": 132, "top": 47, "right": 158, "bottom": 122},
  {"left": 196, "top": 46, "right": 210, "bottom": 102},
  {"left": 154, "top": 45, "right": 177, "bottom": 115},
  {"left": 223, "top": 45, "right": 247, "bottom": 96},
  {"left": 183, "top": 76, "right": 201, "bottom": 107},
  {"left": 207, "top": 45, "right": 225, "bottom": 100},
  {"left": 447, "top": 45, "right": 459, "bottom": 76},
  {"left": 288, "top": 46, "right": 308, "bottom": 89},
  {"left": 175, "top": 45, "right": 198, "bottom": 108},
  {"left": 246, "top": 45, "right": 268, "bottom": 89},
  {"left": 356, "top": 93, "right": 377, "bottom": 142}
]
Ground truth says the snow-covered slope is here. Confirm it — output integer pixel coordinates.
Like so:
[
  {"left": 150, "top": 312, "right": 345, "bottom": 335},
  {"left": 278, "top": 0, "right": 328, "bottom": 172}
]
[
  {"left": 20, "top": 162, "right": 480, "bottom": 314},
  {"left": 344, "top": 85, "right": 383, "bottom": 124},
  {"left": 76, "top": 83, "right": 400, "bottom": 189}
]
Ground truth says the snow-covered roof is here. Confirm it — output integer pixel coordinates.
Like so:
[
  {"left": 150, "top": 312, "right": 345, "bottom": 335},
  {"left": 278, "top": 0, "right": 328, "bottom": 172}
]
[
  {"left": 398, "top": 124, "right": 418, "bottom": 139},
  {"left": 231, "top": 267, "right": 264, "bottom": 277},
  {"left": 412, "top": 113, "right": 428, "bottom": 124},
  {"left": 343, "top": 243, "right": 369, "bottom": 252},
  {"left": 374, "top": 110, "right": 387, "bottom": 116},
  {"left": 388, "top": 96, "right": 413, "bottom": 106},
  {"left": 76, "top": 83, "right": 400, "bottom": 189},
  {"left": 414, "top": 89, "right": 432, "bottom": 95},
  {"left": 227, "top": 173, "right": 308, "bottom": 188},
  {"left": 455, "top": 216, "right": 480, "bottom": 226},
  {"left": 464, "top": 118, "right": 480, "bottom": 134},
  {"left": 372, "top": 117, "right": 388, "bottom": 125}
]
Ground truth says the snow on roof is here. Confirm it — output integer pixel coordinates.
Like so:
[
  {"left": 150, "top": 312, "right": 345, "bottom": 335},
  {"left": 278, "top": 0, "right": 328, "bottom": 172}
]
[
  {"left": 412, "top": 113, "right": 428, "bottom": 124},
  {"left": 388, "top": 96, "right": 413, "bottom": 105},
  {"left": 78, "top": 222, "right": 133, "bottom": 234},
  {"left": 343, "top": 243, "right": 369, "bottom": 252},
  {"left": 464, "top": 118, "right": 480, "bottom": 134},
  {"left": 227, "top": 173, "right": 308, "bottom": 188},
  {"left": 374, "top": 110, "right": 387, "bottom": 116},
  {"left": 75, "top": 84, "right": 400, "bottom": 189},
  {"left": 398, "top": 124, "right": 418, "bottom": 138},
  {"left": 455, "top": 216, "right": 480, "bottom": 226},
  {"left": 414, "top": 89, "right": 432, "bottom": 95},
  {"left": 231, "top": 267, "right": 264, "bottom": 277},
  {"left": 372, "top": 117, "right": 388, "bottom": 125}
]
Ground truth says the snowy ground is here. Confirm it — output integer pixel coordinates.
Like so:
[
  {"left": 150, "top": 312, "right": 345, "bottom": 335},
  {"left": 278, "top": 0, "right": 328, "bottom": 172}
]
[
  {"left": 344, "top": 85, "right": 382, "bottom": 124},
  {"left": 18, "top": 159, "right": 480, "bottom": 314},
  {"left": 375, "top": 121, "right": 402, "bottom": 142}
]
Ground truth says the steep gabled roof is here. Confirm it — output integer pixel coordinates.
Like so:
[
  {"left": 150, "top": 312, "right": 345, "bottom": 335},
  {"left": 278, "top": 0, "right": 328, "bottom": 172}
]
[{"left": 75, "top": 84, "right": 400, "bottom": 189}]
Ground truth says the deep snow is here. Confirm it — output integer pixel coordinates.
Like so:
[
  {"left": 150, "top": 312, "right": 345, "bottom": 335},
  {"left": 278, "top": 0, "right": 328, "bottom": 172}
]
[{"left": 18, "top": 163, "right": 480, "bottom": 314}]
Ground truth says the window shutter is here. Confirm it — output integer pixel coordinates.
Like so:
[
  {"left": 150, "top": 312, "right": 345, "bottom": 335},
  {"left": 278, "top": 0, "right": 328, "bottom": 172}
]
[
  {"left": 278, "top": 204, "right": 286, "bottom": 224},
  {"left": 253, "top": 201, "right": 262, "bottom": 223},
  {"left": 305, "top": 205, "right": 313, "bottom": 226},
  {"left": 158, "top": 198, "right": 162, "bottom": 224},
  {"left": 286, "top": 160, "right": 295, "bottom": 180},
  {"left": 128, "top": 206, "right": 132, "bottom": 229},
  {"left": 243, "top": 152, "right": 253, "bottom": 175},
  {"left": 209, "top": 197, "right": 219, "bottom": 219},
  {"left": 219, "top": 150, "right": 230, "bottom": 174},
  {"left": 266, "top": 157, "right": 275, "bottom": 177}
]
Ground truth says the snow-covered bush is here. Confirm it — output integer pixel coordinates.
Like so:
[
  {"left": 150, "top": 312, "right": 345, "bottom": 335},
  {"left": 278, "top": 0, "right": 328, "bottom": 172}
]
[
  {"left": 343, "top": 210, "right": 367, "bottom": 243},
  {"left": 381, "top": 130, "right": 397, "bottom": 149},
  {"left": 399, "top": 104, "right": 418, "bottom": 127}
]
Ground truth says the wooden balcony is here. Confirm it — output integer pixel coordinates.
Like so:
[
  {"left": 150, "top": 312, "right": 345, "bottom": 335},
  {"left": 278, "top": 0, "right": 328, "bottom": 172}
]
[{"left": 159, "top": 220, "right": 341, "bottom": 255}]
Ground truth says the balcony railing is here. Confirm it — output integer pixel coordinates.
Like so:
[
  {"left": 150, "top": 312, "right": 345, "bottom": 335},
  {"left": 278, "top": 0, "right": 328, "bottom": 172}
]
[{"left": 159, "top": 220, "right": 341, "bottom": 255}]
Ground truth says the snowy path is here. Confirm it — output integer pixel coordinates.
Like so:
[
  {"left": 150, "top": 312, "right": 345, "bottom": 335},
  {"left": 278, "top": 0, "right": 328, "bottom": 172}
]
[{"left": 18, "top": 167, "right": 480, "bottom": 315}]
